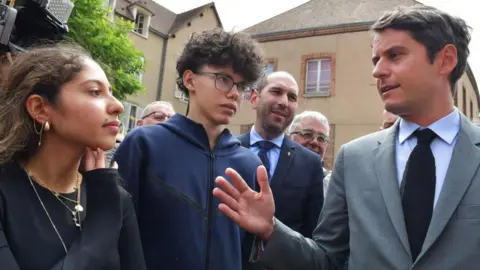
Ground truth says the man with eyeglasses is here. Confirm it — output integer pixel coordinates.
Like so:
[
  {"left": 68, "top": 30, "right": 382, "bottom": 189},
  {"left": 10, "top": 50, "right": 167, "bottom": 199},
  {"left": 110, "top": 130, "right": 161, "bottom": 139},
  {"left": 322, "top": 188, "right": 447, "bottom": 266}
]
[
  {"left": 136, "top": 101, "right": 175, "bottom": 126},
  {"left": 380, "top": 109, "right": 398, "bottom": 130},
  {"left": 289, "top": 111, "right": 331, "bottom": 198},
  {"left": 114, "top": 28, "right": 265, "bottom": 270},
  {"left": 238, "top": 72, "right": 324, "bottom": 243}
]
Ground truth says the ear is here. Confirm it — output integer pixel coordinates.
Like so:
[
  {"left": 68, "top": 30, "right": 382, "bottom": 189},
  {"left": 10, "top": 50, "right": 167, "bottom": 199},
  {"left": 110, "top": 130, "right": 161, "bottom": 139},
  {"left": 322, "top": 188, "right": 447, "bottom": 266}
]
[
  {"left": 136, "top": 119, "right": 143, "bottom": 126},
  {"left": 25, "top": 94, "right": 50, "bottom": 124},
  {"left": 182, "top": 70, "right": 196, "bottom": 96},
  {"left": 436, "top": 44, "right": 458, "bottom": 78},
  {"left": 250, "top": 90, "right": 259, "bottom": 109}
]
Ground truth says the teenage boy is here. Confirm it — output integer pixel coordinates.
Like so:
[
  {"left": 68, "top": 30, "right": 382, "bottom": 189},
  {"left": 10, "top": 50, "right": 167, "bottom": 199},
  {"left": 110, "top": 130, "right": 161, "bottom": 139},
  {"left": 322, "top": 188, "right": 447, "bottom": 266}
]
[{"left": 115, "top": 28, "right": 266, "bottom": 270}]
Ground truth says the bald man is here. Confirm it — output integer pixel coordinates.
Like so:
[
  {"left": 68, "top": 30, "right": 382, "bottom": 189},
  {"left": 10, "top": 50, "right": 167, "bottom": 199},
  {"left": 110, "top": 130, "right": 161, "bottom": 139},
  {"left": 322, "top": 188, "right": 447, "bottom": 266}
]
[
  {"left": 381, "top": 109, "right": 398, "bottom": 130},
  {"left": 238, "top": 72, "right": 324, "bottom": 262}
]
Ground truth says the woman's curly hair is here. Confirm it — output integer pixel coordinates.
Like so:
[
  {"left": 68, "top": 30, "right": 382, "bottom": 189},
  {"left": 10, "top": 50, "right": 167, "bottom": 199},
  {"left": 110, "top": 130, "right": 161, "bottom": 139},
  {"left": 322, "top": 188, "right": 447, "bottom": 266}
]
[{"left": 176, "top": 28, "right": 265, "bottom": 95}]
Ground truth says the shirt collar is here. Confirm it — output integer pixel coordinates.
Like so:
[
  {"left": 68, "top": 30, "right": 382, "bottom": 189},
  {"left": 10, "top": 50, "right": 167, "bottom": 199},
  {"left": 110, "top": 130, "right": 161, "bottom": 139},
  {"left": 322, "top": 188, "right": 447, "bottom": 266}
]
[
  {"left": 249, "top": 126, "right": 284, "bottom": 148},
  {"left": 398, "top": 108, "right": 460, "bottom": 145}
]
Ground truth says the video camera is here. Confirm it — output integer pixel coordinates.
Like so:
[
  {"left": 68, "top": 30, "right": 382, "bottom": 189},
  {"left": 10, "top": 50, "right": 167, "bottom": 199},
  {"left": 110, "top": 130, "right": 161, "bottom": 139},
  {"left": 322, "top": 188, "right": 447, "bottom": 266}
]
[{"left": 0, "top": 0, "right": 74, "bottom": 53}]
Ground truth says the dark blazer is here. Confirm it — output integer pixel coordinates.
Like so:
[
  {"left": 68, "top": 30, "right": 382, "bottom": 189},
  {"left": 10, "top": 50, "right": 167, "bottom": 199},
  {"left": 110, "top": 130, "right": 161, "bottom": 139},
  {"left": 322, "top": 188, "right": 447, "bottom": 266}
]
[{"left": 238, "top": 133, "right": 324, "bottom": 237}]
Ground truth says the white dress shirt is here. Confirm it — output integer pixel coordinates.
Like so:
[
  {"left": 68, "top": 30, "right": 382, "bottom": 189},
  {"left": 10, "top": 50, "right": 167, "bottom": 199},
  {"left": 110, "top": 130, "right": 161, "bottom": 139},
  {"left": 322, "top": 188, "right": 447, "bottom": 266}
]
[
  {"left": 249, "top": 126, "right": 284, "bottom": 178},
  {"left": 395, "top": 109, "right": 460, "bottom": 207}
]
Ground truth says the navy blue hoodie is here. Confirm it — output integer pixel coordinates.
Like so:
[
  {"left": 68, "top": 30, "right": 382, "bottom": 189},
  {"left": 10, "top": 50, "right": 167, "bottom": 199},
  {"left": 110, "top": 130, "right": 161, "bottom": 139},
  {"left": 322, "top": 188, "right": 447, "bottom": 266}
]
[{"left": 114, "top": 114, "right": 262, "bottom": 270}]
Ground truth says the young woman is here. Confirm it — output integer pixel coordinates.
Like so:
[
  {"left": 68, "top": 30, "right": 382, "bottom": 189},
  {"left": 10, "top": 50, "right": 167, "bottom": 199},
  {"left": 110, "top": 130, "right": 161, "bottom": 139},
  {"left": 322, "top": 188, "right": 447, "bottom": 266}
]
[{"left": 0, "top": 45, "right": 146, "bottom": 269}]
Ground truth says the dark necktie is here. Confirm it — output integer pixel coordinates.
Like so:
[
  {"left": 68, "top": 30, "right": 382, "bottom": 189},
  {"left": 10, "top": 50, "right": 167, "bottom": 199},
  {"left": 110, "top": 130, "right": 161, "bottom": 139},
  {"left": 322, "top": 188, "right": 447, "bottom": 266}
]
[
  {"left": 402, "top": 128, "right": 437, "bottom": 261},
  {"left": 254, "top": 140, "right": 276, "bottom": 181}
]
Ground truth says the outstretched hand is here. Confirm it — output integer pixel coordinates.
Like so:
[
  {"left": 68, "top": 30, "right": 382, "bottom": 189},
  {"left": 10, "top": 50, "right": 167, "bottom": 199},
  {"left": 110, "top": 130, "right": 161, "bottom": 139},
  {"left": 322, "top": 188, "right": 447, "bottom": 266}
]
[{"left": 213, "top": 165, "right": 276, "bottom": 240}]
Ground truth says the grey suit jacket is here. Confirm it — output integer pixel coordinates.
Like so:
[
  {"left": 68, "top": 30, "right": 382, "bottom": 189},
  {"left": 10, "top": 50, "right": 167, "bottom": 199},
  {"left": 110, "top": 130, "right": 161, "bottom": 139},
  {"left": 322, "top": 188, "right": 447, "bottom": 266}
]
[{"left": 255, "top": 113, "right": 480, "bottom": 270}]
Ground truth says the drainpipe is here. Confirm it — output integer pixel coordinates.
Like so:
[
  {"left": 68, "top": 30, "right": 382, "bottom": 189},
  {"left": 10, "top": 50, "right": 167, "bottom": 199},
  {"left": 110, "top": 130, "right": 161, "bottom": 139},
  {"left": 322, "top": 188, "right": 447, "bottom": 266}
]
[{"left": 156, "top": 36, "right": 168, "bottom": 100}]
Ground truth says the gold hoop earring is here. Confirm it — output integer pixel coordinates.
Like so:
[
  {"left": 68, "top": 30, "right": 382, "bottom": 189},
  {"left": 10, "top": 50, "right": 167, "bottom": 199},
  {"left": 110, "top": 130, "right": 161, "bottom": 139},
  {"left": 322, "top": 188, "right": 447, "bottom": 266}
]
[
  {"left": 44, "top": 121, "right": 50, "bottom": 132},
  {"left": 32, "top": 118, "right": 45, "bottom": 146},
  {"left": 33, "top": 118, "right": 42, "bottom": 135}
]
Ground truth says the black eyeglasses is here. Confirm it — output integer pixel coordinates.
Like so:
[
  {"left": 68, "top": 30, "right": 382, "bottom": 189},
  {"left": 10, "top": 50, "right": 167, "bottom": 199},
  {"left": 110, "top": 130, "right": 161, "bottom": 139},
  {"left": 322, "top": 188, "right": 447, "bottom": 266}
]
[
  {"left": 141, "top": 111, "right": 170, "bottom": 121},
  {"left": 291, "top": 129, "right": 329, "bottom": 144},
  {"left": 195, "top": 72, "right": 251, "bottom": 95}
]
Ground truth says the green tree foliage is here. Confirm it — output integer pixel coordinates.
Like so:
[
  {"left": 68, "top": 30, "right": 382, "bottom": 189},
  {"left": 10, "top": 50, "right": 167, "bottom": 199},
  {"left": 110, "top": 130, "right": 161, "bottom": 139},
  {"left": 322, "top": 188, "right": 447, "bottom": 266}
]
[{"left": 67, "top": 0, "right": 145, "bottom": 99}]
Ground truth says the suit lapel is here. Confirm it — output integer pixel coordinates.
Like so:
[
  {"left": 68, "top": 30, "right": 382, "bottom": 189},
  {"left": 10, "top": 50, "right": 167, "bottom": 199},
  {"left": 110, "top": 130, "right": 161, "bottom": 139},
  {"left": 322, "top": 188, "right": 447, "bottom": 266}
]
[
  {"left": 238, "top": 133, "right": 295, "bottom": 192},
  {"left": 373, "top": 122, "right": 411, "bottom": 255},
  {"left": 270, "top": 137, "right": 295, "bottom": 193},
  {"left": 419, "top": 115, "right": 480, "bottom": 259}
]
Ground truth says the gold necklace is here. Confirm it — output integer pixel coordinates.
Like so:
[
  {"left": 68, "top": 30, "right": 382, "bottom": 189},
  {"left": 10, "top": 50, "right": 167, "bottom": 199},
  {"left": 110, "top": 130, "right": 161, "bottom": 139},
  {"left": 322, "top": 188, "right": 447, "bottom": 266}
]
[
  {"left": 25, "top": 169, "right": 84, "bottom": 229},
  {"left": 26, "top": 172, "right": 68, "bottom": 254}
]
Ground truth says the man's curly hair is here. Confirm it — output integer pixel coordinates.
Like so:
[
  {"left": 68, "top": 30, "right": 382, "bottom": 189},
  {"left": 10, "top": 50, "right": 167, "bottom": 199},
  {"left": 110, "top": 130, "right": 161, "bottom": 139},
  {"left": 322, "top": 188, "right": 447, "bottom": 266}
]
[{"left": 176, "top": 28, "right": 265, "bottom": 96}]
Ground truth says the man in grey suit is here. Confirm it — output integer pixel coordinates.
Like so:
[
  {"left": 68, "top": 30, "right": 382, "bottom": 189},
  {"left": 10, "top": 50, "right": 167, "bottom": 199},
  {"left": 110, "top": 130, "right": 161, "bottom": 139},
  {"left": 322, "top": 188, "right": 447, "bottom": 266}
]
[{"left": 213, "top": 5, "right": 478, "bottom": 269}]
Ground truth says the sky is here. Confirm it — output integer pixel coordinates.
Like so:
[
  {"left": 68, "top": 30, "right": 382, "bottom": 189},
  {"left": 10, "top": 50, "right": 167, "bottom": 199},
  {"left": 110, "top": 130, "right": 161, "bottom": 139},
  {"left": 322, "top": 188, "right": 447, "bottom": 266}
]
[{"left": 154, "top": 0, "right": 480, "bottom": 82}]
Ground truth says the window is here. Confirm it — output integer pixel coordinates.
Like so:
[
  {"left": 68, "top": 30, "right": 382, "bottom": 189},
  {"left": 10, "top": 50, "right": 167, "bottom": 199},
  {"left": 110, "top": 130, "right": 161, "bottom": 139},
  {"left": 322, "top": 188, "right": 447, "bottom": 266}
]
[
  {"left": 130, "top": 6, "right": 151, "bottom": 37},
  {"left": 300, "top": 53, "right": 335, "bottom": 97},
  {"left": 323, "top": 124, "right": 335, "bottom": 170},
  {"left": 240, "top": 124, "right": 253, "bottom": 134},
  {"left": 137, "top": 56, "right": 145, "bottom": 82},
  {"left": 462, "top": 86, "right": 467, "bottom": 115},
  {"left": 470, "top": 100, "right": 474, "bottom": 120},
  {"left": 134, "top": 13, "right": 145, "bottom": 35},
  {"left": 103, "top": 0, "right": 117, "bottom": 11},
  {"left": 174, "top": 86, "right": 189, "bottom": 104},
  {"left": 263, "top": 58, "right": 277, "bottom": 76},
  {"left": 104, "top": 0, "right": 116, "bottom": 20},
  {"left": 265, "top": 63, "right": 275, "bottom": 76},
  {"left": 305, "top": 59, "right": 331, "bottom": 95},
  {"left": 128, "top": 106, "right": 137, "bottom": 130},
  {"left": 453, "top": 86, "right": 458, "bottom": 106},
  {"left": 121, "top": 102, "right": 143, "bottom": 131}
]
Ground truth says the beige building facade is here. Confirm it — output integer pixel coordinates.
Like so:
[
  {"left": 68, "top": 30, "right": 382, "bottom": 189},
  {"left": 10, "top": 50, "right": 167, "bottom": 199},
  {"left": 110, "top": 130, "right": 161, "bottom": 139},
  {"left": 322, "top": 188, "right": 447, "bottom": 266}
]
[
  {"left": 229, "top": 0, "right": 480, "bottom": 169},
  {"left": 107, "top": 0, "right": 480, "bottom": 169}
]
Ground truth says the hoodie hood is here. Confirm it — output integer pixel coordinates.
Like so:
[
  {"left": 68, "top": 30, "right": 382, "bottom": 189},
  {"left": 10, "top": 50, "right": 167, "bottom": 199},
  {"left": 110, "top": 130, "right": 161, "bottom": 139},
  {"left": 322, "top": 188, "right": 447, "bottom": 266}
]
[{"left": 160, "top": 114, "right": 241, "bottom": 156}]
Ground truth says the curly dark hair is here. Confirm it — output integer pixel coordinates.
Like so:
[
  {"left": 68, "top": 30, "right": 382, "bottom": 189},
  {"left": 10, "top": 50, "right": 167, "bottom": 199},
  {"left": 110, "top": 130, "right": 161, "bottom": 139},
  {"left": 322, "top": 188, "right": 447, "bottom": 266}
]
[
  {"left": 176, "top": 28, "right": 265, "bottom": 95},
  {"left": 371, "top": 5, "right": 471, "bottom": 92}
]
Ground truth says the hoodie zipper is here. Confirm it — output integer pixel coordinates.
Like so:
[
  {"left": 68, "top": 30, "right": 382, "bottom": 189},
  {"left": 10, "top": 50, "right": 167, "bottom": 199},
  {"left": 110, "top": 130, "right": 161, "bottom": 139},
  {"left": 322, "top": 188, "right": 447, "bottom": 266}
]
[
  {"left": 204, "top": 131, "right": 226, "bottom": 270},
  {"left": 204, "top": 151, "right": 215, "bottom": 270}
]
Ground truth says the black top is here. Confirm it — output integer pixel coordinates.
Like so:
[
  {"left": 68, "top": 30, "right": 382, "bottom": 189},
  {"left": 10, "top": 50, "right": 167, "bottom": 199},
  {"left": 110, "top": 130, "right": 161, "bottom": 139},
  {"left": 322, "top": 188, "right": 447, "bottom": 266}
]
[{"left": 0, "top": 162, "right": 146, "bottom": 270}]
